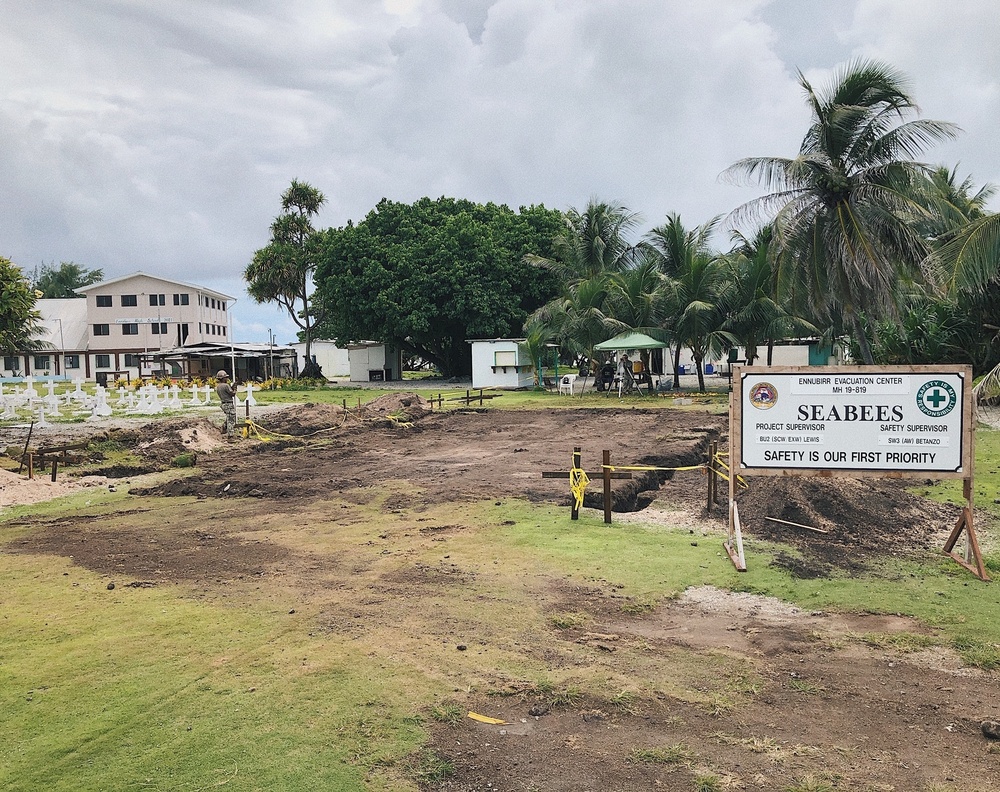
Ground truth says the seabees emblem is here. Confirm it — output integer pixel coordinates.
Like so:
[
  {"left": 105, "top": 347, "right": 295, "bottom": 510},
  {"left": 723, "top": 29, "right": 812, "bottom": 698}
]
[{"left": 749, "top": 381, "right": 777, "bottom": 410}]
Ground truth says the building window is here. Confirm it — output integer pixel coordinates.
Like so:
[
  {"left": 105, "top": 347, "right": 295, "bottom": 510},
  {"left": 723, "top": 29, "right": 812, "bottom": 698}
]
[
  {"left": 494, "top": 350, "right": 517, "bottom": 367},
  {"left": 96, "top": 354, "right": 111, "bottom": 368},
  {"left": 4, "top": 356, "right": 20, "bottom": 371},
  {"left": 121, "top": 294, "right": 138, "bottom": 307},
  {"left": 124, "top": 354, "right": 141, "bottom": 367},
  {"left": 178, "top": 324, "right": 189, "bottom": 344},
  {"left": 221, "top": 301, "right": 226, "bottom": 311},
  {"left": 94, "top": 324, "right": 110, "bottom": 336},
  {"left": 34, "top": 355, "right": 51, "bottom": 370},
  {"left": 173, "top": 293, "right": 189, "bottom": 305},
  {"left": 96, "top": 295, "right": 112, "bottom": 307},
  {"left": 150, "top": 322, "right": 167, "bottom": 335},
  {"left": 149, "top": 294, "right": 165, "bottom": 306},
  {"left": 122, "top": 323, "right": 139, "bottom": 335},
  {"left": 65, "top": 355, "right": 80, "bottom": 369},
  {"left": 221, "top": 325, "right": 226, "bottom": 336}
]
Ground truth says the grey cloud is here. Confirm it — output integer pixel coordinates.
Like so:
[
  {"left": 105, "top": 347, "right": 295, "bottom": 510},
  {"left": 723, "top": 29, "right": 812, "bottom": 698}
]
[{"left": 1, "top": 0, "right": 997, "bottom": 342}]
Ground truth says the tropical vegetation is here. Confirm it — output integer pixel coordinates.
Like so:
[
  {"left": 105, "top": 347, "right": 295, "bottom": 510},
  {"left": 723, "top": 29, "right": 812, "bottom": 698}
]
[
  {"left": 235, "top": 59, "right": 998, "bottom": 386},
  {"left": 245, "top": 179, "right": 329, "bottom": 378}
]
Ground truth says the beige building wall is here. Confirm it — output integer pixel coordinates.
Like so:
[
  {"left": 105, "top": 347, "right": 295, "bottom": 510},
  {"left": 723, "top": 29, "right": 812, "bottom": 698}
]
[{"left": 76, "top": 272, "right": 234, "bottom": 379}]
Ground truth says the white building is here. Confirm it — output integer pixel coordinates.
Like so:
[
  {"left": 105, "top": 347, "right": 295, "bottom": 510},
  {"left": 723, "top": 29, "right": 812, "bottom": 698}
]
[
  {"left": 468, "top": 338, "right": 535, "bottom": 389},
  {"left": 2, "top": 271, "right": 235, "bottom": 383},
  {"left": 290, "top": 340, "right": 350, "bottom": 380},
  {"left": 346, "top": 342, "right": 403, "bottom": 382}
]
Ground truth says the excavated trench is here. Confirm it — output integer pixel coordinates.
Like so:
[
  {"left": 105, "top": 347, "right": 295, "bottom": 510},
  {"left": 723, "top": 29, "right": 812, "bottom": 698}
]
[{"left": 579, "top": 428, "right": 720, "bottom": 513}]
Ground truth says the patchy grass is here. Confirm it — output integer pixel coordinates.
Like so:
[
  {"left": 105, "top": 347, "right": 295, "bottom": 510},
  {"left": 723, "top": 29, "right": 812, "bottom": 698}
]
[
  {"left": 785, "top": 776, "right": 835, "bottom": 792},
  {"left": 4, "top": 417, "right": 1000, "bottom": 789},
  {"left": 630, "top": 743, "right": 696, "bottom": 765},
  {"left": 788, "top": 678, "right": 825, "bottom": 695},
  {"left": 852, "top": 631, "right": 939, "bottom": 653},
  {"left": 428, "top": 703, "right": 464, "bottom": 724}
]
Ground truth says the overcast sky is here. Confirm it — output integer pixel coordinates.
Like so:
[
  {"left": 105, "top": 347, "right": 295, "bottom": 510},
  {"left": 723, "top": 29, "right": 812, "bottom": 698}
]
[{"left": 2, "top": 0, "right": 998, "bottom": 343}]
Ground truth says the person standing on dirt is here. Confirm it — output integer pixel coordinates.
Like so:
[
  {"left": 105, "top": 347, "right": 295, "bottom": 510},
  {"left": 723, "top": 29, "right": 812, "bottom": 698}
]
[{"left": 215, "top": 370, "right": 237, "bottom": 437}]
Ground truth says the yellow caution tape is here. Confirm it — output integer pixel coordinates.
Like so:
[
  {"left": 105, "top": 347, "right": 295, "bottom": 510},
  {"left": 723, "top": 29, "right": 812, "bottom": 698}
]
[
  {"left": 468, "top": 711, "right": 507, "bottom": 725},
  {"left": 602, "top": 464, "right": 706, "bottom": 473},
  {"left": 570, "top": 464, "right": 590, "bottom": 511}
]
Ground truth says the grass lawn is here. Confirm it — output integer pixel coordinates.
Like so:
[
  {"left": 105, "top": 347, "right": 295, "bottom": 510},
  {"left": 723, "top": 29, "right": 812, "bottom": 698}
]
[{"left": 1, "top": 405, "right": 997, "bottom": 790}]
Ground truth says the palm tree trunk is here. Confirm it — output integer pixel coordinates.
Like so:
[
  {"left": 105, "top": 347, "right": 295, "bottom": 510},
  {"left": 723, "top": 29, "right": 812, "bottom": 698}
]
[
  {"left": 695, "top": 356, "right": 705, "bottom": 392},
  {"left": 851, "top": 315, "right": 875, "bottom": 365},
  {"left": 672, "top": 344, "right": 682, "bottom": 389}
]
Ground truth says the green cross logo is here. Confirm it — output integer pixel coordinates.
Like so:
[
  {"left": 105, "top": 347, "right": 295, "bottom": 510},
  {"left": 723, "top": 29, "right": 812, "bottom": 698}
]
[{"left": 916, "top": 380, "right": 957, "bottom": 418}]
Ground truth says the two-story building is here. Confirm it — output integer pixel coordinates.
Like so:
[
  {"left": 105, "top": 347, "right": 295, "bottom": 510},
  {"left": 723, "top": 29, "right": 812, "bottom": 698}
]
[{"left": 1, "top": 272, "right": 237, "bottom": 383}]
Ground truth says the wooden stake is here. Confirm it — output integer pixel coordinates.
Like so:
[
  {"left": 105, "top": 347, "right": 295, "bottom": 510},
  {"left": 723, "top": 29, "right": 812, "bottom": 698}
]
[
  {"left": 764, "top": 516, "right": 829, "bottom": 534},
  {"left": 17, "top": 420, "right": 34, "bottom": 475},
  {"left": 51, "top": 460, "right": 58, "bottom": 482},
  {"left": 707, "top": 439, "right": 718, "bottom": 513},
  {"left": 571, "top": 446, "right": 581, "bottom": 521},
  {"left": 603, "top": 449, "right": 612, "bottom": 524}
]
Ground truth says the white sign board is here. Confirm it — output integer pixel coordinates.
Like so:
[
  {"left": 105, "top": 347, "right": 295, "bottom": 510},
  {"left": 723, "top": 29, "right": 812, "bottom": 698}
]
[{"left": 735, "top": 365, "right": 971, "bottom": 476}]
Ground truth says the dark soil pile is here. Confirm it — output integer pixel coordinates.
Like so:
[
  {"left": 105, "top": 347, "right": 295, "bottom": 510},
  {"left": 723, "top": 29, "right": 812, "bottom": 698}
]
[
  {"left": 359, "top": 391, "right": 431, "bottom": 421},
  {"left": 253, "top": 393, "right": 430, "bottom": 437},
  {"left": 255, "top": 403, "right": 348, "bottom": 436},
  {"left": 734, "top": 476, "right": 960, "bottom": 575}
]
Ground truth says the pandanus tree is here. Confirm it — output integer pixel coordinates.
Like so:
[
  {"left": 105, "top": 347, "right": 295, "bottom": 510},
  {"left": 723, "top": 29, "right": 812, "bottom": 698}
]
[
  {"left": 724, "top": 59, "right": 960, "bottom": 364},
  {"left": 246, "top": 180, "right": 327, "bottom": 378}
]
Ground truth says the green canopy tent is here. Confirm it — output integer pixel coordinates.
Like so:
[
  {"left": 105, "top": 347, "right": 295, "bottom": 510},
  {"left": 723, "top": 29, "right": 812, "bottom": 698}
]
[
  {"left": 592, "top": 332, "right": 667, "bottom": 396},
  {"left": 593, "top": 331, "right": 665, "bottom": 351}
]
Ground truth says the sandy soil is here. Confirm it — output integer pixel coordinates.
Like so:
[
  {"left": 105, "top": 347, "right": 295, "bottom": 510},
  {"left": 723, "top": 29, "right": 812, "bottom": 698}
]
[{"left": 2, "top": 397, "right": 998, "bottom": 790}]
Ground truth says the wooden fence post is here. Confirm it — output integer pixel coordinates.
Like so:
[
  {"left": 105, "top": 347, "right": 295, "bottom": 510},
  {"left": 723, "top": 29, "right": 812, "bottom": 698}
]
[
  {"left": 603, "top": 449, "right": 612, "bottom": 524},
  {"left": 571, "top": 446, "right": 581, "bottom": 520}
]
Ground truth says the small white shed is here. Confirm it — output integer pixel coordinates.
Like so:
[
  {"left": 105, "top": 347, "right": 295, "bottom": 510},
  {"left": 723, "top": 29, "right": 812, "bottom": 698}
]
[
  {"left": 468, "top": 338, "right": 535, "bottom": 389},
  {"left": 347, "top": 342, "right": 403, "bottom": 382},
  {"left": 290, "top": 340, "right": 350, "bottom": 379}
]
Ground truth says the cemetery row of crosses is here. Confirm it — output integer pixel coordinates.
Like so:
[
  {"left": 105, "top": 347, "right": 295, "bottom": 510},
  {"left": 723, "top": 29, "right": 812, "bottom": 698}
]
[{"left": 0, "top": 376, "right": 261, "bottom": 427}]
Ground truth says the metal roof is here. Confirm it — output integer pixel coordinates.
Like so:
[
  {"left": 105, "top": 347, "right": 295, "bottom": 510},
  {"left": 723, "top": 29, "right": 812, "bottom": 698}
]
[
  {"left": 35, "top": 299, "right": 90, "bottom": 350},
  {"left": 74, "top": 271, "right": 234, "bottom": 300}
]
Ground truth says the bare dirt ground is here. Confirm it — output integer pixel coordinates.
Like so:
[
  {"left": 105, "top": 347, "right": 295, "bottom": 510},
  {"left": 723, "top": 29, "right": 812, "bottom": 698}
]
[{"left": 3, "top": 396, "right": 999, "bottom": 791}]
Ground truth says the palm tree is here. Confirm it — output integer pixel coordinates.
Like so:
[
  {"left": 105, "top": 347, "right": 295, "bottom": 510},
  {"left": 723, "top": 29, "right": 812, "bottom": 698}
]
[
  {"left": 246, "top": 180, "right": 327, "bottom": 377},
  {"left": 916, "top": 166, "right": 995, "bottom": 245},
  {"left": 526, "top": 199, "right": 641, "bottom": 380},
  {"left": 603, "top": 257, "right": 671, "bottom": 371},
  {"left": 725, "top": 59, "right": 960, "bottom": 364},
  {"left": 525, "top": 199, "right": 641, "bottom": 286},
  {"left": 724, "top": 225, "right": 817, "bottom": 365},
  {"left": 645, "top": 214, "right": 723, "bottom": 388}
]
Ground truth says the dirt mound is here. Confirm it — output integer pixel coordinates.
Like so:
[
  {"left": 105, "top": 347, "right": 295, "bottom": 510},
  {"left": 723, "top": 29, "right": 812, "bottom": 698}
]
[
  {"left": 105, "top": 417, "right": 225, "bottom": 470},
  {"left": 735, "top": 476, "right": 959, "bottom": 573},
  {"left": 358, "top": 391, "right": 430, "bottom": 421},
  {"left": 255, "top": 403, "right": 348, "bottom": 436}
]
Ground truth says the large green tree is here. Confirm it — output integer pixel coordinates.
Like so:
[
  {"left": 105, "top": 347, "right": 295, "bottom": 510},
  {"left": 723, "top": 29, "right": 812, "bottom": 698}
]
[
  {"left": 1, "top": 256, "right": 44, "bottom": 353},
  {"left": 315, "top": 197, "right": 564, "bottom": 377},
  {"left": 725, "top": 59, "right": 959, "bottom": 364},
  {"left": 30, "top": 261, "right": 103, "bottom": 297},
  {"left": 245, "top": 180, "right": 327, "bottom": 377}
]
